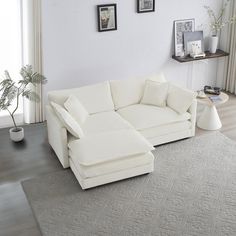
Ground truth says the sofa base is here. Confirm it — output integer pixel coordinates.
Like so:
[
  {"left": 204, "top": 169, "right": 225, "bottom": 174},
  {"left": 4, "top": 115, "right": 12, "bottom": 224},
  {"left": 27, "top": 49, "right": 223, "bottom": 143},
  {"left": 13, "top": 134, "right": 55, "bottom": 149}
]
[
  {"left": 148, "top": 129, "right": 193, "bottom": 146},
  {"left": 69, "top": 157, "right": 154, "bottom": 190}
]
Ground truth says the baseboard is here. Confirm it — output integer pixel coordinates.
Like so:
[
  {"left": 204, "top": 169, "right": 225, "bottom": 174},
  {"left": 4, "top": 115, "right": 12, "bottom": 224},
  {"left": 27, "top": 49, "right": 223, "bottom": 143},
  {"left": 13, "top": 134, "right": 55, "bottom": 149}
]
[{"left": 0, "top": 113, "right": 24, "bottom": 129}]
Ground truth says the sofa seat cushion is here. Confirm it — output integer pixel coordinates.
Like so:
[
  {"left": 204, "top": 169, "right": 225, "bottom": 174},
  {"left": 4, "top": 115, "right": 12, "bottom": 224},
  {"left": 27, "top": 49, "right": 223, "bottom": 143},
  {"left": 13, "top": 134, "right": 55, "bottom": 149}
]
[
  {"left": 69, "top": 152, "right": 154, "bottom": 178},
  {"left": 117, "top": 104, "right": 191, "bottom": 131},
  {"left": 81, "top": 111, "right": 133, "bottom": 135},
  {"left": 140, "top": 121, "right": 192, "bottom": 139},
  {"left": 68, "top": 130, "right": 154, "bottom": 166}
]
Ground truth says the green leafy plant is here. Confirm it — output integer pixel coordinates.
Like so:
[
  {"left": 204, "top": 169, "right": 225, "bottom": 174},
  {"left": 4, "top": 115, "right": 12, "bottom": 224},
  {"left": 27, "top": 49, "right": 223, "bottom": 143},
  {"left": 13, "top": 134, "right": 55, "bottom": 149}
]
[
  {"left": 204, "top": 0, "right": 236, "bottom": 36},
  {"left": 0, "top": 65, "right": 47, "bottom": 131}
]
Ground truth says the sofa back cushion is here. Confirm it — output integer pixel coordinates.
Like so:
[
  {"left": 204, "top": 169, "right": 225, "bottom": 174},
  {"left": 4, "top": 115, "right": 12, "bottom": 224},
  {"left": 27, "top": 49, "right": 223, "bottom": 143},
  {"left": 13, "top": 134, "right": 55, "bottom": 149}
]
[
  {"left": 48, "top": 81, "right": 114, "bottom": 114},
  {"left": 147, "top": 73, "right": 167, "bottom": 83},
  {"left": 110, "top": 78, "right": 146, "bottom": 110},
  {"left": 110, "top": 73, "right": 167, "bottom": 110}
]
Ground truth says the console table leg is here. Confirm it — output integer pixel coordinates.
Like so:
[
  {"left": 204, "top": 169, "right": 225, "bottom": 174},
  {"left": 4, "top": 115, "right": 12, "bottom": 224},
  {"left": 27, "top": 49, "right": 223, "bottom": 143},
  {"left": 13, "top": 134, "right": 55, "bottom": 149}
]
[{"left": 187, "top": 61, "right": 194, "bottom": 89}]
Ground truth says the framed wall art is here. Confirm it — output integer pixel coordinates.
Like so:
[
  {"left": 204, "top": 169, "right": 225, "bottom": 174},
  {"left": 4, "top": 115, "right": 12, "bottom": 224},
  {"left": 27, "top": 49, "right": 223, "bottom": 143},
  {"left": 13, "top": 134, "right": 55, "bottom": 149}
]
[
  {"left": 137, "top": 0, "right": 155, "bottom": 13},
  {"left": 97, "top": 4, "right": 117, "bottom": 32},
  {"left": 174, "top": 19, "right": 195, "bottom": 57}
]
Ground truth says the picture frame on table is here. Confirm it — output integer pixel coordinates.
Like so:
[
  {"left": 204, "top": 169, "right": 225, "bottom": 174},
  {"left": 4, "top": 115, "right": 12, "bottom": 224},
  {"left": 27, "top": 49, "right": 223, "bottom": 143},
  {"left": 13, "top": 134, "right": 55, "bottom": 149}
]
[
  {"left": 97, "top": 4, "right": 117, "bottom": 32},
  {"left": 174, "top": 19, "right": 195, "bottom": 57},
  {"left": 137, "top": 0, "right": 155, "bottom": 13},
  {"left": 183, "top": 31, "right": 204, "bottom": 55}
]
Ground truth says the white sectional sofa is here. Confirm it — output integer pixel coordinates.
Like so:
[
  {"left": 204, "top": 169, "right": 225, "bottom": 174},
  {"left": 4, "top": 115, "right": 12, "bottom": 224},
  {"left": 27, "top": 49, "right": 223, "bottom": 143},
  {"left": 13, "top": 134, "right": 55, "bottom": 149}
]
[{"left": 46, "top": 74, "right": 197, "bottom": 189}]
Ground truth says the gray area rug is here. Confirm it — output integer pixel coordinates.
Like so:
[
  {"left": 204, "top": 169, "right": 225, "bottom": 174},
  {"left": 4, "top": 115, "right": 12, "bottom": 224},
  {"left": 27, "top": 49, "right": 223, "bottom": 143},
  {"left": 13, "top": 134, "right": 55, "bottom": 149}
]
[{"left": 22, "top": 132, "right": 236, "bottom": 236}]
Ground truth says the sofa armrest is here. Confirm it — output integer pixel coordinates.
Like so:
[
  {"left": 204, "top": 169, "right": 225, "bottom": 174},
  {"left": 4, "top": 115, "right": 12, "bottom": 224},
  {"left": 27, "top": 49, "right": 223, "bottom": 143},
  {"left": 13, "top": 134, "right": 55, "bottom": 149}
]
[
  {"left": 188, "top": 99, "right": 197, "bottom": 136},
  {"left": 46, "top": 105, "right": 69, "bottom": 168}
]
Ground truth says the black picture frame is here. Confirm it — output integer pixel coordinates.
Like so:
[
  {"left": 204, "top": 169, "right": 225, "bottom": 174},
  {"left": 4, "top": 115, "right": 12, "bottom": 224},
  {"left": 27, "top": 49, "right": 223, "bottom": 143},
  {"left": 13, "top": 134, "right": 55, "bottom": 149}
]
[
  {"left": 137, "top": 0, "right": 155, "bottom": 13},
  {"left": 97, "top": 4, "right": 117, "bottom": 32}
]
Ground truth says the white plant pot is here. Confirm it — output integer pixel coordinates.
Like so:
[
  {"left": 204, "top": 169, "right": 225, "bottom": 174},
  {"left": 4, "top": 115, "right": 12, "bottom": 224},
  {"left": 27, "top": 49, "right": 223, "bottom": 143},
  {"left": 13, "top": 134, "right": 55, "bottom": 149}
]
[
  {"left": 209, "top": 36, "right": 219, "bottom": 54},
  {"left": 9, "top": 127, "right": 24, "bottom": 142}
]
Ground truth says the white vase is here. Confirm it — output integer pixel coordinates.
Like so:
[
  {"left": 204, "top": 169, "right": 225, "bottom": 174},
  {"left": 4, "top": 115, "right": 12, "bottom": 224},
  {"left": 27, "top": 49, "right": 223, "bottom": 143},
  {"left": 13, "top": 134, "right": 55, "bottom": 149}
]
[
  {"left": 9, "top": 127, "right": 24, "bottom": 142},
  {"left": 209, "top": 36, "right": 219, "bottom": 54}
]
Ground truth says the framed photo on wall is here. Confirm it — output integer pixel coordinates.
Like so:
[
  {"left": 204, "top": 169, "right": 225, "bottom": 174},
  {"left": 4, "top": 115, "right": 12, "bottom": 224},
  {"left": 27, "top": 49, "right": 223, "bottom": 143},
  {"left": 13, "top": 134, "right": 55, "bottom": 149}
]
[
  {"left": 137, "top": 0, "right": 155, "bottom": 13},
  {"left": 174, "top": 19, "right": 195, "bottom": 56},
  {"left": 97, "top": 4, "right": 117, "bottom": 32}
]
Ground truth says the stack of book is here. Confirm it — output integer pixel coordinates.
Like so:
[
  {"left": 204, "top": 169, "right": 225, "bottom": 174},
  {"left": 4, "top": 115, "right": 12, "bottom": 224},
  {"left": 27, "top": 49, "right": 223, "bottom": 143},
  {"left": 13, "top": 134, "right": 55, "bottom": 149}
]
[{"left": 209, "top": 96, "right": 222, "bottom": 102}]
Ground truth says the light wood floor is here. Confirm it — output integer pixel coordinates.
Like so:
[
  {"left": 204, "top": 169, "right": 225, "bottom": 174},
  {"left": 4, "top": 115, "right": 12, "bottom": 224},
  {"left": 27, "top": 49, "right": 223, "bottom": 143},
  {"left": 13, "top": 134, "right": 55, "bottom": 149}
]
[{"left": 0, "top": 93, "right": 236, "bottom": 236}]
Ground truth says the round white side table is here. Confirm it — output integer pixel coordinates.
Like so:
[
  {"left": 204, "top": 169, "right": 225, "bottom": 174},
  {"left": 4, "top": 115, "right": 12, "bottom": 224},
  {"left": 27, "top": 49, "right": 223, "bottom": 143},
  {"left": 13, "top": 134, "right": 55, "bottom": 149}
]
[{"left": 197, "top": 92, "right": 229, "bottom": 131}]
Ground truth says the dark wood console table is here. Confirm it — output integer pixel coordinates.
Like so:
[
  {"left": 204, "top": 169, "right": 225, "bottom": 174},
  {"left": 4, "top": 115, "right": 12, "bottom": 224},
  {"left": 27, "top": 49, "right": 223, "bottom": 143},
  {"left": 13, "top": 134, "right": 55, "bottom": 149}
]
[
  {"left": 172, "top": 49, "right": 229, "bottom": 63},
  {"left": 171, "top": 49, "right": 229, "bottom": 89}
]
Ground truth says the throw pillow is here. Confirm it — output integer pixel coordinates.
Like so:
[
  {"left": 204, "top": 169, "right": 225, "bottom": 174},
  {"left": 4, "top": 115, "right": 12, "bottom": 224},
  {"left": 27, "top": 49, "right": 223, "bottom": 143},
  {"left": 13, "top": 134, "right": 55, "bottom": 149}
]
[
  {"left": 167, "top": 85, "right": 197, "bottom": 114},
  {"left": 141, "top": 81, "right": 169, "bottom": 107},
  {"left": 50, "top": 102, "right": 84, "bottom": 138},
  {"left": 64, "top": 95, "right": 89, "bottom": 124}
]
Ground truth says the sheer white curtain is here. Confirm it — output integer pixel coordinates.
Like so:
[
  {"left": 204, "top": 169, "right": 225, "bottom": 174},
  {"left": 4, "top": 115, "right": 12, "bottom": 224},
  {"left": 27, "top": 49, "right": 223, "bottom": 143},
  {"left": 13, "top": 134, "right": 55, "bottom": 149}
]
[
  {"left": 0, "top": 0, "right": 23, "bottom": 117},
  {"left": 22, "top": 0, "right": 44, "bottom": 123},
  {"left": 223, "top": 0, "right": 236, "bottom": 94}
]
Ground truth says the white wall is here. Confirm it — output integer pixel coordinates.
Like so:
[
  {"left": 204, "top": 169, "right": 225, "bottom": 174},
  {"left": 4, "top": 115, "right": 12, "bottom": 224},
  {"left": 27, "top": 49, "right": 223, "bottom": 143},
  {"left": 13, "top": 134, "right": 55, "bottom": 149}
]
[{"left": 41, "top": 0, "right": 224, "bottom": 97}]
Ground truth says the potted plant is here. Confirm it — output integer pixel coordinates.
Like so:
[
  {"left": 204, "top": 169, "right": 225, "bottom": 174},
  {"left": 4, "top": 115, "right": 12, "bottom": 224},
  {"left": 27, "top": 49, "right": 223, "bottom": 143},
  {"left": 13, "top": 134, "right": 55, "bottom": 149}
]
[
  {"left": 0, "top": 65, "right": 47, "bottom": 142},
  {"left": 204, "top": 0, "right": 236, "bottom": 53}
]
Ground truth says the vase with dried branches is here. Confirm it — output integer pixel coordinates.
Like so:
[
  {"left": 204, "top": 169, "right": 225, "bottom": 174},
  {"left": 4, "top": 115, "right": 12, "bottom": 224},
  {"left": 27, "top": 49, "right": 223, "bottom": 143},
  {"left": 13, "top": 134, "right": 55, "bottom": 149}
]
[
  {"left": 204, "top": 0, "right": 236, "bottom": 53},
  {"left": 0, "top": 65, "right": 47, "bottom": 142}
]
